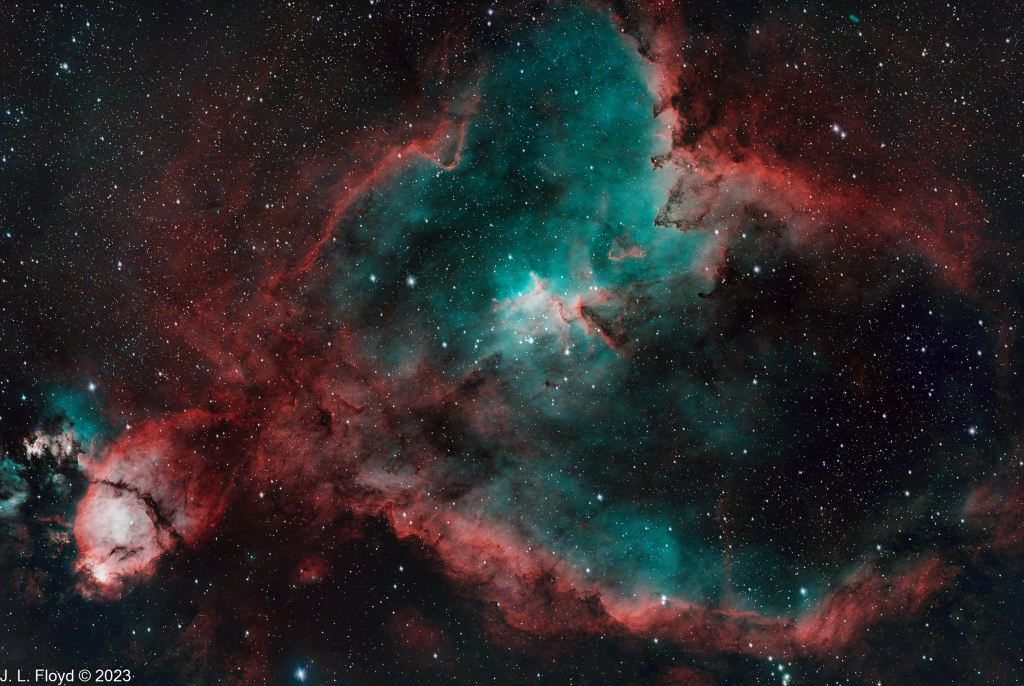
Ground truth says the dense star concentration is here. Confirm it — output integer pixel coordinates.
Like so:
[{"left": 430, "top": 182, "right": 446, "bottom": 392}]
[{"left": 2, "top": 0, "right": 1024, "bottom": 683}]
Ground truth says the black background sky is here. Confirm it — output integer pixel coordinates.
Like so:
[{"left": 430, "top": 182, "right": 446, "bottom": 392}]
[{"left": 2, "top": 1, "right": 1024, "bottom": 684}]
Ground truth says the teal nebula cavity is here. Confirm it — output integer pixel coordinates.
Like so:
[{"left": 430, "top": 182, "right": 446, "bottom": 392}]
[
  {"left": 324, "top": 2, "right": 989, "bottom": 616},
  {"left": 44, "top": 385, "right": 111, "bottom": 446}
]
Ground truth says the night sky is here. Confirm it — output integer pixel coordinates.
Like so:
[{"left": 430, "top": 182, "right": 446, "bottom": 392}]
[{"left": 2, "top": 0, "right": 1024, "bottom": 684}]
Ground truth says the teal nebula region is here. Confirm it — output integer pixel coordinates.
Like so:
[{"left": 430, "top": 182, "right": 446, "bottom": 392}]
[
  {"left": 318, "top": 6, "right": 995, "bottom": 614},
  {"left": 327, "top": 8, "right": 721, "bottom": 601}
]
